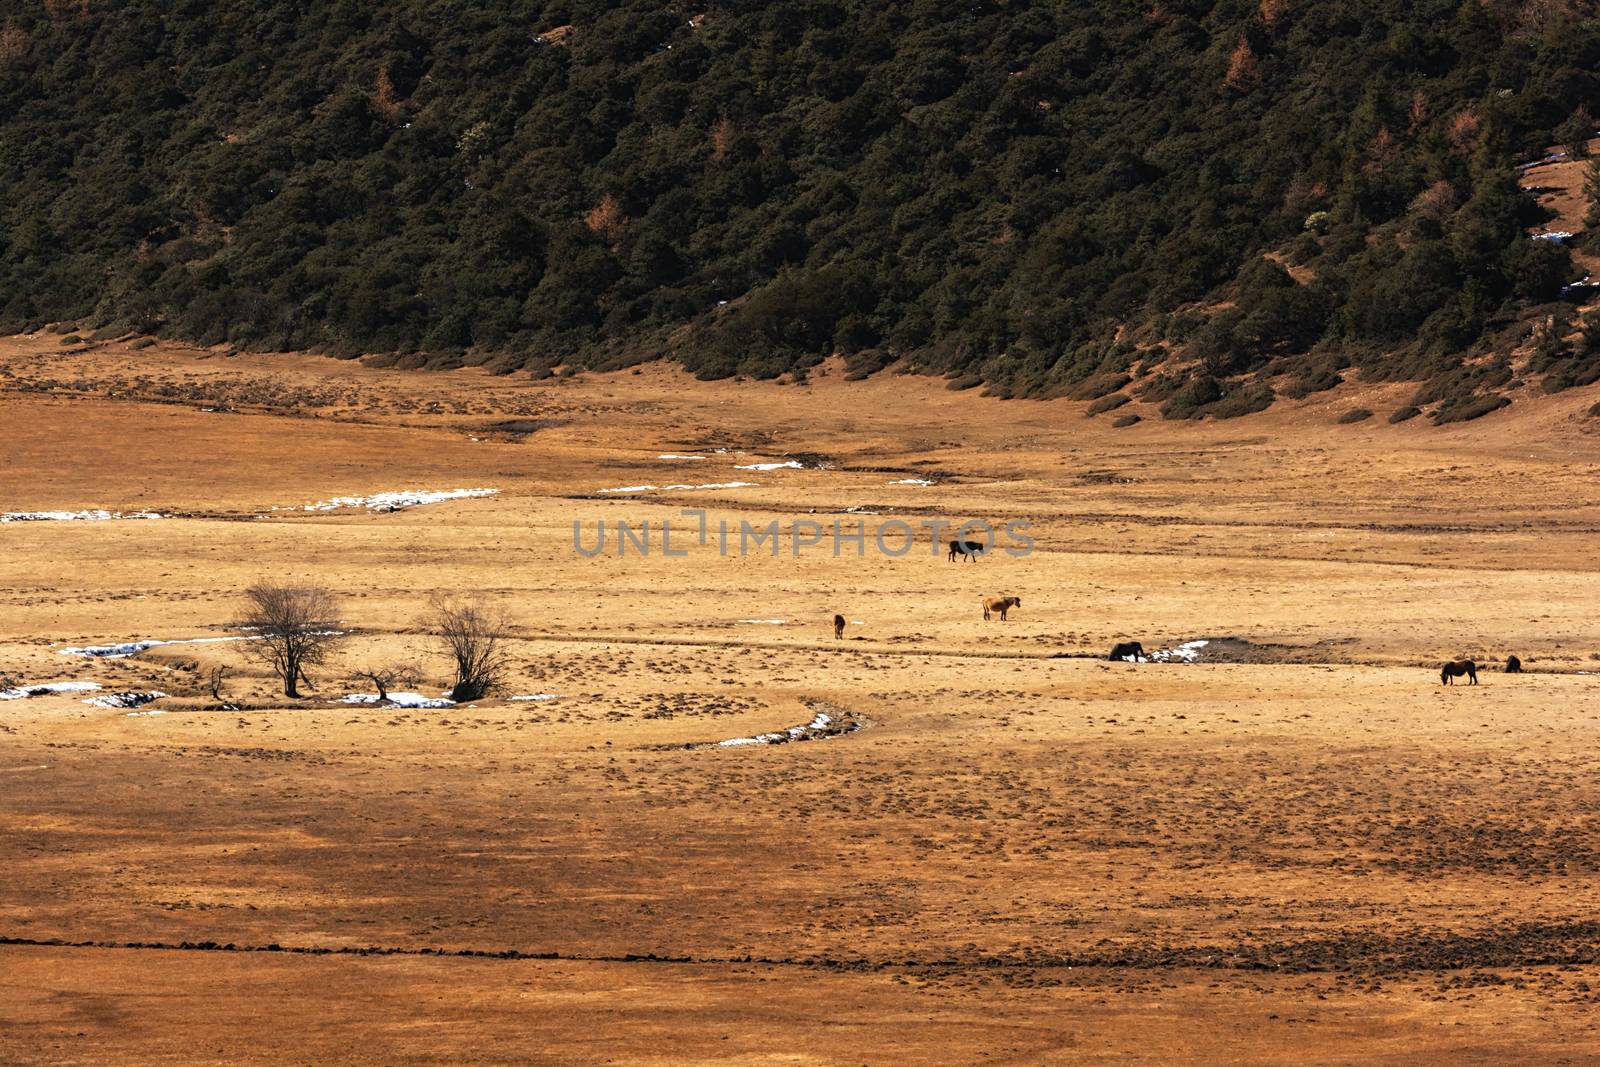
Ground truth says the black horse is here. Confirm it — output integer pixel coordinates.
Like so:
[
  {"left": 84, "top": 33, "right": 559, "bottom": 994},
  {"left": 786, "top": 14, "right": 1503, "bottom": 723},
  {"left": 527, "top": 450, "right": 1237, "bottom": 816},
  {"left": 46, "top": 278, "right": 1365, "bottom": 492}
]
[
  {"left": 1505, "top": 655, "right": 1522, "bottom": 674},
  {"left": 1109, "top": 641, "right": 1146, "bottom": 662},
  {"left": 948, "top": 539, "right": 985, "bottom": 562},
  {"left": 1440, "top": 660, "right": 1478, "bottom": 685}
]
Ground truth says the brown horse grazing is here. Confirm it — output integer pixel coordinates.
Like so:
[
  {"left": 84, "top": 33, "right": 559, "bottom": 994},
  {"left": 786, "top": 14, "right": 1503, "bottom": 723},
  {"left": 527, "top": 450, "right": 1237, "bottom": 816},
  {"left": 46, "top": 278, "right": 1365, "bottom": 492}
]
[
  {"left": 1441, "top": 660, "right": 1478, "bottom": 685},
  {"left": 983, "top": 595, "right": 1021, "bottom": 620},
  {"left": 833, "top": 614, "right": 845, "bottom": 639},
  {"left": 948, "top": 539, "right": 985, "bottom": 562}
]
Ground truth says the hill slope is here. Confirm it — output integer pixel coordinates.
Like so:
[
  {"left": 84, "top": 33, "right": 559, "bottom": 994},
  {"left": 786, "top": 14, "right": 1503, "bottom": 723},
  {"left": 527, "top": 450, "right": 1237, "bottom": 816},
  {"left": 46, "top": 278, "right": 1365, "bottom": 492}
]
[{"left": 2, "top": 1, "right": 1600, "bottom": 414}]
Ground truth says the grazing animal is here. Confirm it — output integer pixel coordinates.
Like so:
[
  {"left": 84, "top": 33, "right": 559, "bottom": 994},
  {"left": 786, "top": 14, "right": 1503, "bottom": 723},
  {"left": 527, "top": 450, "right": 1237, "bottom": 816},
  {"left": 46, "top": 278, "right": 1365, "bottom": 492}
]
[
  {"left": 1440, "top": 660, "right": 1478, "bottom": 685},
  {"left": 983, "top": 595, "right": 1021, "bottom": 621},
  {"left": 948, "top": 539, "right": 986, "bottom": 562},
  {"left": 1505, "top": 655, "right": 1522, "bottom": 674},
  {"left": 1109, "top": 641, "right": 1146, "bottom": 662},
  {"left": 833, "top": 614, "right": 845, "bottom": 640}
]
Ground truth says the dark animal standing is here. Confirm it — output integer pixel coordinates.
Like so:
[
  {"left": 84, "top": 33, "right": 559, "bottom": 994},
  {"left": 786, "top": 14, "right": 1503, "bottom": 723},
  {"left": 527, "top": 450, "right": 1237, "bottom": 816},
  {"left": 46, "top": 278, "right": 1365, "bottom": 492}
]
[
  {"left": 1440, "top": 660, "right": 1478, "bottom": 685},
  {"left": 1505, "top": 655, "right": 1522, "bottom": 674},
  {"left": 982, "top": 595, "right": 1021, "bottom": 621},
  {"left": 948, "top": 539, "right": 985, "bottom": 562},
  {"left": 833, "top": 614, "right": 845, "bottom": 640},
  {"left": 1109, "top": 641, "right": 1146, "bottom": 662}
]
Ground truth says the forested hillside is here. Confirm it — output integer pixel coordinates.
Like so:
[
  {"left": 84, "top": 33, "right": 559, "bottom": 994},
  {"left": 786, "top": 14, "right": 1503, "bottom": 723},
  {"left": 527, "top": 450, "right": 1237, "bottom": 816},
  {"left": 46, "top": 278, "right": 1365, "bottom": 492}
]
[{"left": 3, "top": 1, "right": 1600, "bottom": 417}]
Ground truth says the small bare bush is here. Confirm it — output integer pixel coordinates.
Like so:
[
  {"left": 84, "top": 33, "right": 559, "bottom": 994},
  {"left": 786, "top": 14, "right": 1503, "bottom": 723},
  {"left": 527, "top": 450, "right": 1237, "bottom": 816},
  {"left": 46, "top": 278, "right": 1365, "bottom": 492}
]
[
  {"left": 427, "top": 597, "right": 511, "bottom": 702},
  {"left": 355, "top": 662, "right": 421, "bottom": 703}
]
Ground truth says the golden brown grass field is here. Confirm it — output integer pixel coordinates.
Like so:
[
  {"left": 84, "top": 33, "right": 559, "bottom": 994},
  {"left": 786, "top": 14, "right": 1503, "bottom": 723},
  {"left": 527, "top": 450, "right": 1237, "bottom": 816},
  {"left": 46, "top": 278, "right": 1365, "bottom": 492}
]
[{"left": 6, "top": 329, "right": 1600, "bottom": 1064}]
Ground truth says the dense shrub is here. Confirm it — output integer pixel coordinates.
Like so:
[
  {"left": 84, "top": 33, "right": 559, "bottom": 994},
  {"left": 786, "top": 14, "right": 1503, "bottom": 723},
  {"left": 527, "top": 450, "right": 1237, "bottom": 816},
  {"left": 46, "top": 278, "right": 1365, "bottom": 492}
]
[
  {"left": 1283, "top": 369, "right": 1344, "bottom": 399},
  {"left": 1527, "top": 308, "right": 1576, "bottom": 373},
  {"left": 1207, "top": 382, "right": 1276, "bottom": 420},
  {"left": 1160, "top": 374, "right": 1224, "bottom": 420},
  {"left": 1433, "top": 394, "right": 1511, "bottom": 424},
  {"left": 1388, "top": 405, "right": 1422, "bottom": 423},
  {"left": 1539, "top": 364, "right": 1600, "bottom": 393},
  {"left": 1337, "top": 407, "right": 1373, "bottom": 424},
  {"left": 1113, "top": 414, "right": 1141, "bottom": 428},
  {"left": 844, "top": 348, "right": 895, "bottom": 381},
  {"left": 1582, "top": 314, "right": 1600, "bottom": 355},
  {"left": 1137, "top": 373, "right": 1186, "bottom": 404},
  {"left": 1069, "top": 373, "right": 1133, "bottom": 401},
  {"left": 1087, "top": 392, "right": 1132, "bottom": 416},
  {"left": 1532, "top": 308, "right": 1600, "bottom": 392},
  {"left": 1412, "top": 359, "right": 1514, "bottom": 407}
]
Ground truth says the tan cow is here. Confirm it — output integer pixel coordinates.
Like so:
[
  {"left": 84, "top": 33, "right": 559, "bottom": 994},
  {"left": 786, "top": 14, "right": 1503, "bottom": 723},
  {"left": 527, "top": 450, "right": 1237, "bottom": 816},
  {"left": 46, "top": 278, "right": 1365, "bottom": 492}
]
[{"left": 983, "top": 595, "right": 1021, "bottom": 621}]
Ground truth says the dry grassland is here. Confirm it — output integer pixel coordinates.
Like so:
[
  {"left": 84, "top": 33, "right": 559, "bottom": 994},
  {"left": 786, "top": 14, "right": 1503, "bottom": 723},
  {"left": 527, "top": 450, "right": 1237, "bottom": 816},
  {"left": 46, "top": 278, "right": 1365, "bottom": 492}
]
[{"left": 5, "top": 334, "right": 1600, "bottom": 1063}]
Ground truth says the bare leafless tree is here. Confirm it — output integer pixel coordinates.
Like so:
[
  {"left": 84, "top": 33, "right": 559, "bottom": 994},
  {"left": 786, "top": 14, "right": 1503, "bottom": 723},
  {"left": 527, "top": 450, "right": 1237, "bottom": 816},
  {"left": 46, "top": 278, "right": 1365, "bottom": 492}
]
[
  {"left": 239, "top": 583, "right": 344, "bottom": 698},
  {"left": 354, "top": 661, "right": 420, "bottom": 703},
  {"left": 427, "top": 596, "right": 511, "bottom": 702},
  {"left": 205, "top": 664, "right": 241, "bottom": 710}
]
